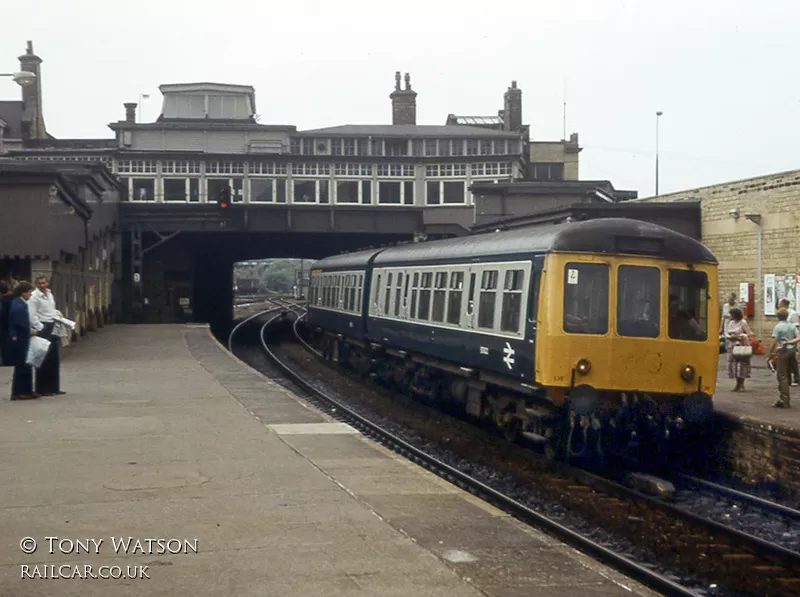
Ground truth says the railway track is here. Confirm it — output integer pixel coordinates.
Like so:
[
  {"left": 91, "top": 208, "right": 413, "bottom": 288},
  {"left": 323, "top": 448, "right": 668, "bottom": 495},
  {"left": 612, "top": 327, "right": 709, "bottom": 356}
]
[{"left": 230, "top": 310, "right": 800, "bottom": 597}]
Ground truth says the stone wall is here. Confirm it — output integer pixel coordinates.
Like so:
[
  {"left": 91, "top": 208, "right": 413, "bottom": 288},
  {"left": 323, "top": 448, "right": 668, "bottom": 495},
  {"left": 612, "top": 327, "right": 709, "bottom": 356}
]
[{"left": 636, "top": 169, "right": 800, "bottom": 340}]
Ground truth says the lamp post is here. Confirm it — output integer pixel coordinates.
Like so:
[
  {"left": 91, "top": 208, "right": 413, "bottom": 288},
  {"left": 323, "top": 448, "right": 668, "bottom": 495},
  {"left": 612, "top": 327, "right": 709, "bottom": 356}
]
[
  {"left": 745, "top": 213, "right": 763, "bottom": 339},
  {"left": 655, "top": 111, "right": 663, "bottom": 196},
  {"left": 138, "top": 93, "right": 150, "bottom": 123},
  {"left": 0, "top": 71, "right": 36, "bottom": 87}
]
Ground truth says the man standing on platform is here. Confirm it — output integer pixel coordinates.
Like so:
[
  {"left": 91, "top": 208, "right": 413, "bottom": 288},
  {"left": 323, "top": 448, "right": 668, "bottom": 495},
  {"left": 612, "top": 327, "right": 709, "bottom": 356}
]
[{"left": 28, "top": 276, "right": 66, "bottom": 396}]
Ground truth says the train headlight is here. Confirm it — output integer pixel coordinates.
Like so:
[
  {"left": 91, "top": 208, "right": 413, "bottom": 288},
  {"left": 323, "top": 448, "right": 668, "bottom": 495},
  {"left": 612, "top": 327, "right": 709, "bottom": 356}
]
[
  {"left": 680, "top": 364, "right": 695, "bottom": 382},
  {"left": 576, "top": 359, "right": 592, "bottom": 375}
]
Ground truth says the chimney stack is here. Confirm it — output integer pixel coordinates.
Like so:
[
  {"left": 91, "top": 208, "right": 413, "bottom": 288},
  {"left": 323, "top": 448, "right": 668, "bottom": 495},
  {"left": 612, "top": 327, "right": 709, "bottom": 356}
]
[
  {"left": 124, "top": 103, "right": 137, "bottom": 123},
  {"left": 503, "top": 80, "right": 522, "bottom": 132},
  {"left": 18, "top": 40, "right": 47, "bottom": 141},
  {"left": 390, "top": 71, "right": 417, "bottom": 125}
]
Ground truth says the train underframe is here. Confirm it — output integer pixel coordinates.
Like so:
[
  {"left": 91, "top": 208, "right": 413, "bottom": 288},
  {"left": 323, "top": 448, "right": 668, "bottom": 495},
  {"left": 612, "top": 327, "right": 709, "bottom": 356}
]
[{"left": 313, "top": 331, "right": 713, "bottom": 466}]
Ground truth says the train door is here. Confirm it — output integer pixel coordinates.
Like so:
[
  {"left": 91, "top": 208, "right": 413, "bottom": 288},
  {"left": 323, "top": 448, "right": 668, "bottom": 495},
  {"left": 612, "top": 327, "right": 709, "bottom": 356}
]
[
  {"left": 465, "top": 270, "right": 478, "bottom": 329},
  {"left": 528, "top": 255, "right": 545, "bottom": 357}
]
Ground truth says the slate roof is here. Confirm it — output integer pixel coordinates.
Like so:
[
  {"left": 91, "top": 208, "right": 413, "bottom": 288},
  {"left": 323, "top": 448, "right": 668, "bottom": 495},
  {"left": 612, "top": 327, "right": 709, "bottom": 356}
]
[{"left": 297, "top": 125, "right": 520, "bottom": 138}]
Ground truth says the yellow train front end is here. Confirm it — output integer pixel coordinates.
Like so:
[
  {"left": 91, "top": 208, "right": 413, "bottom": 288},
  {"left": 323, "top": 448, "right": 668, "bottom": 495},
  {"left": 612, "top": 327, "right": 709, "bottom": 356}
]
[{"left": 535, "top": 251, "right": 719, "bottom": 459}]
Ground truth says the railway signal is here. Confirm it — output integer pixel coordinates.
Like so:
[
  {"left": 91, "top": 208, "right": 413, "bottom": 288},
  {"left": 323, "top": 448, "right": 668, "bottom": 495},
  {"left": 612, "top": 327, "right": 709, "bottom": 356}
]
[{"left": 217, "top": 185, "right": 232, "bottom": 211}]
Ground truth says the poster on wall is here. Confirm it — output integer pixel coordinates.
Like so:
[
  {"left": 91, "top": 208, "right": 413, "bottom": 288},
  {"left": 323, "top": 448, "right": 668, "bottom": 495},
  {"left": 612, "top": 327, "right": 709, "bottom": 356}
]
[
  {"left": 786, "top": 275, "right": 797, "bottom": 309},
  {"left": 764, "top": 274, "right": 776, "bottom": 316},
  {"left": 739, "top": 282, "right": 750, "bottom": 304},
  {"left": 775, "top": 275, "right": 786, "bottom": 305}
]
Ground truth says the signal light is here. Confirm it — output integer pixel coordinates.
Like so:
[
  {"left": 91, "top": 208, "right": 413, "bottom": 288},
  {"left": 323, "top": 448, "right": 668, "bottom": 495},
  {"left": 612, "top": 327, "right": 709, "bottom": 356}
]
[{"left": 217, "top": 185, "right": 232, "bottom": 210}]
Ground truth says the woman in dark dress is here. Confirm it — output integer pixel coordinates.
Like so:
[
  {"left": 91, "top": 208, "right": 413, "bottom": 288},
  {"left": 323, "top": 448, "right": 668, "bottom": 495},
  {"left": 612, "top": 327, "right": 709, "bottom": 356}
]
[{"left": 4, "top": 281, "right": 39, "bottom": 400}]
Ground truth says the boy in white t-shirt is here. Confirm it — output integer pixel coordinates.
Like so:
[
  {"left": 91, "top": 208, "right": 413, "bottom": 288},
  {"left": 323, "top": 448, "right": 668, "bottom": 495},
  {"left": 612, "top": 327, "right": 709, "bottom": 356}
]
[{"left": 778, "top": 298, "right": 800, "bottom": 385}]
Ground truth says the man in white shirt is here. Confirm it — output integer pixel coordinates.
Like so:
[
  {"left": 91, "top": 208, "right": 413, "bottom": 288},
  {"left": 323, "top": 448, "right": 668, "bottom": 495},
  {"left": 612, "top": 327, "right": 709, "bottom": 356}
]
[
  {"left": 779, "top": 298, "right": 800, "bottom": 386},
  {"left": 28, "top": 276, "right": 66, "bottom": 396}
]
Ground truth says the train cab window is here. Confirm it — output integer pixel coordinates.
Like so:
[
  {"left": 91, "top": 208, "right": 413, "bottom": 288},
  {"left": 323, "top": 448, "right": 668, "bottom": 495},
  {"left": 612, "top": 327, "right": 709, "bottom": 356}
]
[
  {"left": 394, "top": 273, "right": 404, "bottom": 317},
  {"left": 668, "top": 269, "right": 708, "bottom": 341},
  {"left": 418, "top": 273, "right": 433, "bottom": 320},
  {"left": 500, "top": 269, "right": 525, "bottom": 333},
  {"left": 563, "top": 263, "right": 609, "bottom": 334},
  {"left": 478, "top": 270, "right": 499, "bottom": 329},
  {"left": 432, "top": 272, "right": 448, "bottom": 322},
  {"left": 384, "top": 273, "right": 393, "bottom": 315},
  {"left": 617, "top": 266, "right": 660, "bottom": 338},
  {"left": 447, "top": 272, "right": 464, "bottom": 325}
]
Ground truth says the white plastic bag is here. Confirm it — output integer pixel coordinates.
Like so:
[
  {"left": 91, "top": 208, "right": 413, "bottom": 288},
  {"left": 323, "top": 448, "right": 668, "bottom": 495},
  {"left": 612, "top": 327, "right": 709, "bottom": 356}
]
[{"left": 26, "top": 335, "right": 51, "bottom": 368}]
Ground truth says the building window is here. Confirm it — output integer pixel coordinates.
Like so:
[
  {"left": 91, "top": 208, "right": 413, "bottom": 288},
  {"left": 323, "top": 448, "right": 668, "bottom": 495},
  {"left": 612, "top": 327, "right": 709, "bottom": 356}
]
[
  {"left": 378, "top": 181, "right": 402, "bottom": 204},
  {"left": 443, "top": 181, "right": 465, "bottom": 204},
  {"left": 189, "top": 178, "right": 200, "bottom": 202},
  {"left": 294, "top": 180, "right": 317, "bottom": 203},
  {"left": 251, "top": 179, "right": 275, "bottom": 203},
  {"left": 426, "top": 181, "right": 441, "bottom": 205},
  {"left": 131, "top": 179, "right": 155, "bottom": 201},
  {"left": 451, "top": 139, "right": 464, "bottom": 156},
  {"left": 301, "top": 139, "right": 314, "bottom": 155},
  {"left": 343, "top": 139, "right": 356, "bottom": 156},
  {"left": 494, "top": 139, "right": 507, "bottom": 154},
  {"left": 336, "top": 181, "right": 359, "bottom": 204},
  {"left": 319, "top": 180, "right": 329, "bottom": 204},
  {"left": 331, "top": 139, "right": 343, "bottom": 155},
  {"left": 531, "top": 163, "right": 564, "bottom": 181},
  {"left": 276, "top": 180, "right": 286, "bottom": 203},
  {"left": 356, "top": 139, "right": 368, "bottom": 156},
  {"left": 424, "top": 139, "right": 437, "bottom": 156},
  {"left": 163, "top": 178, "right": 187, "bottom": 202},
  {"left": 411, "top": 140, "right": 423, "bottom": 156},
  {"left": 371, "top": 138, "right": 383, "bottom": 156},
  {"left": 466, "top": 140, "right": 479, "bottom": 155},
  {"left": 385, "top": 139, "right": 407, "bottom": 156},
  {"left": 361, "top": 180, "right": 372, "bottom": 204},
  {"left": 290, "top": 138, "right": 301, "bottom": 154},
  {"left": 207, "top": 178, "right": 231, "bottom": 203},
  {"left": 480, "top": 140, "right": 492, "bottom": 155},
  {"left": 403, "top": 181, "right": 414, "bottom": 205}
]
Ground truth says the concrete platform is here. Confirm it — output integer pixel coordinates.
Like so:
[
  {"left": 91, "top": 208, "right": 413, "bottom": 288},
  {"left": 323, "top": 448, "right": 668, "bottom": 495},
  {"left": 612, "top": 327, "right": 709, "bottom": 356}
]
[
  {"left": 714, "top": 352, "right": 800, "bottom": 435},
  {"left": 0, "top": 324, "right": 661, "bottom": 597}
]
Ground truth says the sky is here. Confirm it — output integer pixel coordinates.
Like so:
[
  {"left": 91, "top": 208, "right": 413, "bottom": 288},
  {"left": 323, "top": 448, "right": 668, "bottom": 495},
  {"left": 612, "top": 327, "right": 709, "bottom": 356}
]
[{"left": 1, "top": 0, "right": 798, "bottom": 198}]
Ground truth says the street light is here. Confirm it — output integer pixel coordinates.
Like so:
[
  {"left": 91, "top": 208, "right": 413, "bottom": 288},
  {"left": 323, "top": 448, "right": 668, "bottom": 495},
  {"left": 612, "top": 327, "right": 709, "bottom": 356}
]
[
  {"left": 655, "top": 111, "right": 663, "bottom": 196},
  {"left": 0, "top": 70, "right": 36, "bottom": 87}
]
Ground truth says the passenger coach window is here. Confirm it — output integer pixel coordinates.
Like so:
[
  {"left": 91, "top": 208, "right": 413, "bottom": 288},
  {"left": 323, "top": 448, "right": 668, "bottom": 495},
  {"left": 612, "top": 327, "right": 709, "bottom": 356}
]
[
  {"left": 617, "top": 266, "right": 660, "bottom": 338},
  {"left": 410, "top": 273, "right": 420, "bottom": 318},
  {"left": 418, "top": 273, "right": 432, "bottom": 320},
  {"left": 563, "top": 263, "right": 609, "bottom": 334},
  {"left": 668, "top": 269, "right": 708, "bottom": 341},
  {"left": 447, "top": 272, "right": 464, "bottom": 325},
  {"left": 501, "top": 269, "right": 525, "bottom": 333},
  {"left": 394, "top": 274, "right": 403, "bottom": 317},
  {"left": 384, "top": 273, "right": 393, "bottom": 314},
  {"left": 478, "top": 270, "right": 499, "bottom": 329},
  {"left": 431, "top": 272, "right": 448, "bottom": 322}
]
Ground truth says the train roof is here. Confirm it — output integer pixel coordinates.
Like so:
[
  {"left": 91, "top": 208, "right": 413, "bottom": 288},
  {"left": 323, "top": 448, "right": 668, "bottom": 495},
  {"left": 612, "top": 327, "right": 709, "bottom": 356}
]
[
  {"left": 310, "top": 218, "right": 718, "bottom": 271},
  {"left": 310, "top": 247, "right": 382, "bottom": 270},
  {"left": 371, "top": 218, "right": 718, "bottom": 266}
]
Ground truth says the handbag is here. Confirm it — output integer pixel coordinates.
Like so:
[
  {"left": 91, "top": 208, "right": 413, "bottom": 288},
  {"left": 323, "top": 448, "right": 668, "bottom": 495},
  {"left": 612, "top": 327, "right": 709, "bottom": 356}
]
[{"left": 733, "top": 344, "right": 753, "bottom": 361}]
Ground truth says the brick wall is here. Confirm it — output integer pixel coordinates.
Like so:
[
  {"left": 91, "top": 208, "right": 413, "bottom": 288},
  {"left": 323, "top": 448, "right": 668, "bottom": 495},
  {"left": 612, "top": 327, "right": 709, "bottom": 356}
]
[{"left": 637, "top": 169, "right": 800, "bottom": 339}]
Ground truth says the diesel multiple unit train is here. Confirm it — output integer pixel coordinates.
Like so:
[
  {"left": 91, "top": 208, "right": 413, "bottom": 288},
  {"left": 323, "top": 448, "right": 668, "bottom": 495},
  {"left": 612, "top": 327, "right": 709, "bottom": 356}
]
[{"left": 305, "top": 218, "right": 719, "bottom": 461}]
